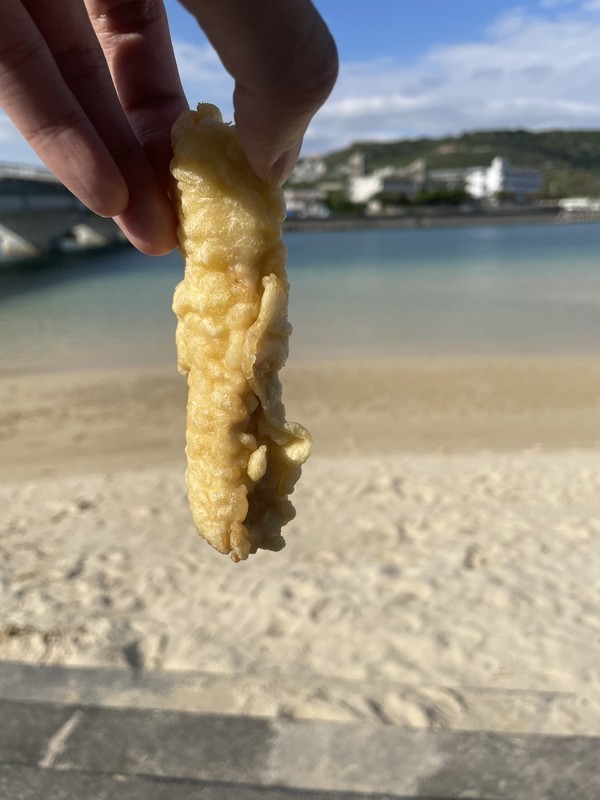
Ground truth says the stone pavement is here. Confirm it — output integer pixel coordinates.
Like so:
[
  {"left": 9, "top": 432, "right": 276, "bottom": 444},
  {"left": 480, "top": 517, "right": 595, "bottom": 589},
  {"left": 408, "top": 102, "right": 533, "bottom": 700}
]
[{"left": 0, "top": 663, "right": 599, "bottom": 799}]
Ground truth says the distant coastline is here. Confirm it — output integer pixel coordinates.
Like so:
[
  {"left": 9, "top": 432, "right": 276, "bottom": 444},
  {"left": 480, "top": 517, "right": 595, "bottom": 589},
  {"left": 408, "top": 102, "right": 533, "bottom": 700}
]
[{"left": 284, "top": 207, "right": 565, "bottom": 232}]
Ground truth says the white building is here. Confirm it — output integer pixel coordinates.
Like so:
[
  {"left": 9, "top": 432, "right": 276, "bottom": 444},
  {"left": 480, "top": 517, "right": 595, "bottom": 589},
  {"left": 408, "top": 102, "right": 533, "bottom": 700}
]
[
  {"left": 348, "top": 161, "right": 427, "bottom": 203},
  {"left": 348, "top": 171, "right": 408, "bottom": 203},
  {"left": 289, "top": 156, "right": 327, "bottom": 184},
  {"left": 283, "top": 188, "right": 330, "bottom": 219},
  {"left": 428, "top": 167, "right": 474, "bottom": 189},
  {"left": 557, "top": 197, "right": 600, "bottom": 212},
  {"left": 556, "top": 197, "right": 600, "bottom": 221},
  {"left": 348, "top": 172, "right": 415, "bottom": 203},
  {"left": 466, "top": 157, "right": 542, "bottom": 202}
]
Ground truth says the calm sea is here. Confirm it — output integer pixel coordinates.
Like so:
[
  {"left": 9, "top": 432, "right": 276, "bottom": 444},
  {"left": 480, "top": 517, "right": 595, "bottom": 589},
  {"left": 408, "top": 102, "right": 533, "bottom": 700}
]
[{"left": 2, "top": 222, "right": 600, "bottom": 374}]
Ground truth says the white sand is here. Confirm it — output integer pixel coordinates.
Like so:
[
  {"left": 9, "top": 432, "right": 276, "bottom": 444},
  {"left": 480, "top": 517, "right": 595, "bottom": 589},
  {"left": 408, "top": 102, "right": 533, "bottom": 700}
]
[{"left": 1, "top": 360, "right": 600, "bottom": 734}]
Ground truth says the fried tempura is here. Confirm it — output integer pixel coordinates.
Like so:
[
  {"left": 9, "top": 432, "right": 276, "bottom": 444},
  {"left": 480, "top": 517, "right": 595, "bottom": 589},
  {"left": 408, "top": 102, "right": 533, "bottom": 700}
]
[{"left": 170, "top": 103, "right": 311, "bottom": 562}]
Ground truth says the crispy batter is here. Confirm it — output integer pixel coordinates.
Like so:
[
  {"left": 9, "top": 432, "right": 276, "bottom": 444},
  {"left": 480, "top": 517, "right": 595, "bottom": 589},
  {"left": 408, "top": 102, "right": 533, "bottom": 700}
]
[{"left": 170, "top": 103, "right": 311, "bottom": 561}]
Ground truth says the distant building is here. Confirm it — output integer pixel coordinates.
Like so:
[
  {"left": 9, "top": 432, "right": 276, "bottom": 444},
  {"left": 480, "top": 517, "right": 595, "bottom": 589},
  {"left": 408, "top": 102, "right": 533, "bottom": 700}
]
[
  {"left": 289, "top": 156, "right": 326, "bottom": 184},
  {"left": 466, "top": 157, "right": 542, "bottom": 203},
  {"left": 428, "top": 167, "right": 474, "bottom": 190},
  {"left": 348, "top": 160, "right": 427, "bottom": 203},
  {"left": 557, "top": 197, "right": 600, "bottom": 212},
  {"left": 283, "top": 188, "right": 330, "bottom": 219},
  {"left": 346, "top": 151, "right": 368, "bottom": 177},
  {"left": 348, "top": 172, "right": 414, "bottom": 203},
  {"left": 315, "top": 180, "right": 345, "bottom": 193},
  {"left": 556, "top": 197, "right": 600, "bottom": 221}
]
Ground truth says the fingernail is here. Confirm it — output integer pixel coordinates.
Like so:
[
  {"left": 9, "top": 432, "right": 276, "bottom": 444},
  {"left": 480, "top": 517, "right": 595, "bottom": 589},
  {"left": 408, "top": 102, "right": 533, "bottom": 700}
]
[
  {"left": 266, "top": 151, "right": 291, "bottom": 187},
  {"left": 266, "top": 140, "right": 303, "bottom": 187}
]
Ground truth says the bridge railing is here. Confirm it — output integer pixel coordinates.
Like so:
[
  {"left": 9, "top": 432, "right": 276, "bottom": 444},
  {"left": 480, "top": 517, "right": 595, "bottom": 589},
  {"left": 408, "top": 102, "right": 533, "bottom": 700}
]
[
  {"left": 0, "top": 194, "right": 84, "bottom": 213},
  {"left": 0, "top": 161, "right": 59, "bottom": 183},
  {"left": 0, "top": 161, "right": 124, "bottom": 257}
]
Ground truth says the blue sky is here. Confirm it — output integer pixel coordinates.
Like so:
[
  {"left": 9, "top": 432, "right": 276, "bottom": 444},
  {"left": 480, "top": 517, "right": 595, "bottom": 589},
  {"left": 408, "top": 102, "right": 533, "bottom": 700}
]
[{"left": 3, "top": 0, "right": 600, "bottom": 163}]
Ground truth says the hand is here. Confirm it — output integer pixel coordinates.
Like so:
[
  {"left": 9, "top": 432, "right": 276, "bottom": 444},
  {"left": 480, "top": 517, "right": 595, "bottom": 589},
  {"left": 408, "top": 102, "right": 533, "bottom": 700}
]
[{"left": 0, "top": 0, "right": 338, "bottom": 256}]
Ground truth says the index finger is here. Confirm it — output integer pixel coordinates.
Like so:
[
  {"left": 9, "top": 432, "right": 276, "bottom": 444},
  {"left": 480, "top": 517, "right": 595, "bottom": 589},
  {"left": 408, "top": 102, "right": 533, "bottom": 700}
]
[
  {"left": 84, "top": 0, "right": 187, "bottom": 186},
  {"left": 178, "top": 0, "right": 338, "bottom": 184},
  {"left": 84, "top": 0, "right": 188, "bottom": 253},
  {"left": 0, "top": 0, "right": 128, "bottom": 217}
]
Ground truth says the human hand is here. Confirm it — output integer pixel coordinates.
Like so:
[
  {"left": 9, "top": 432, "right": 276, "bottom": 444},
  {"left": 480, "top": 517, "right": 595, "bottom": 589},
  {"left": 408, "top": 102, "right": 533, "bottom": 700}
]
[
  {"left": 0, "top": 0, "right": 338, "bottom": 256},
  {"left": 178, "top": 0, "right": 338, "bottom": 187}
]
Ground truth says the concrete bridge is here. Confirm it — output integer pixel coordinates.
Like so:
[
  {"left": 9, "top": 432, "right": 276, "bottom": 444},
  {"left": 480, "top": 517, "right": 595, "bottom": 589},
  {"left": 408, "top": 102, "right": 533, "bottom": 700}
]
[{"left": 0, "top": 162, "right": 125, "bottom": 259}]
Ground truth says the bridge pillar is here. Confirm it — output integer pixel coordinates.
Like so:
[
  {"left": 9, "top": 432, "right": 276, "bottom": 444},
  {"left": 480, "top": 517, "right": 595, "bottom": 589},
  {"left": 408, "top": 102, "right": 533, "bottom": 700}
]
[
  {"left": 0, "top": 223, "right": 39, "bottom": 258},
  {"left": 1, "top": 164, "right": 125, "bottom": 258}
]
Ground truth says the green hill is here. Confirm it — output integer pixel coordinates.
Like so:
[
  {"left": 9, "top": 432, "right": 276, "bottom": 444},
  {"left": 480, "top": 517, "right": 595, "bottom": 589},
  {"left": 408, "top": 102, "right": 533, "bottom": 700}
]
[{"left": 320, "top": 129, "right": 600, "bottom": 197}]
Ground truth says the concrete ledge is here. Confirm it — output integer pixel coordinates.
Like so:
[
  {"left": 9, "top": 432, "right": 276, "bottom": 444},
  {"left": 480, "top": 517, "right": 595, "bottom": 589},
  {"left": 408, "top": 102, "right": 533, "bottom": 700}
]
[
  {"left": 0, "top": 764, "right": 404, "bottom": 800},
  {"left": 1, "top": 695, "right": 599, "bottom": 799},
  {"left": 0, "top": 661, "right": 596, "bottom": 736}
]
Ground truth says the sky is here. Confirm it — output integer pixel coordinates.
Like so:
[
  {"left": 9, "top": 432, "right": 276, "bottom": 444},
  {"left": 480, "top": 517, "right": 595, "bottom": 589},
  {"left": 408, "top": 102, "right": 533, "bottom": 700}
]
[{"left": 3, "top": 0, "right": 600, "bottom": 163}]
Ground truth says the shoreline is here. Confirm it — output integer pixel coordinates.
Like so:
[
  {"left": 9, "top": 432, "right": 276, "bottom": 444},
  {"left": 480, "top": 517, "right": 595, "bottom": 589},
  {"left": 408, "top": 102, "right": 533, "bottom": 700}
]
[
  {"left": 284, "top": 208, "right": 564, "bottom": 233},
  {"left": 3, "top": 354, "right": 600, "bottom": 482}
]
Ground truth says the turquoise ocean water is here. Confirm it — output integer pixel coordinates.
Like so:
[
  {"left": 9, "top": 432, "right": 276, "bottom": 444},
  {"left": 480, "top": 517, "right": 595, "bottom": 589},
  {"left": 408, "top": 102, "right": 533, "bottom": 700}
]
[{"left": 2, "top": 222, "right": 600, "bottom": 374}]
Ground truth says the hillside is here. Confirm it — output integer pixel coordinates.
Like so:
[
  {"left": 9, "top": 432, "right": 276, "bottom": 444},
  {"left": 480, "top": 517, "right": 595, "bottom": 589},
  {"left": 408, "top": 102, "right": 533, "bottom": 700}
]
[{"left": 318, "top": 129, "right": 600, "bottom": 197}]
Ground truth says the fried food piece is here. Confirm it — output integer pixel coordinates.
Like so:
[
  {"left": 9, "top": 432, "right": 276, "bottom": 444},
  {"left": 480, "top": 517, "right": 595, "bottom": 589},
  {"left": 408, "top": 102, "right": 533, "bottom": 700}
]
[{"left": 170, "top": 103, "right": 311, "bottom": 562}]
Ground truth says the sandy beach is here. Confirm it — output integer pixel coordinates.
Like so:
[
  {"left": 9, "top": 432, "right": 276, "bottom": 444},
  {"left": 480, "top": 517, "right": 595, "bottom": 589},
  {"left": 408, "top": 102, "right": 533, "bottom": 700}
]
[{"left": 1, "top": 357, "right": 600, "bottom": 734}]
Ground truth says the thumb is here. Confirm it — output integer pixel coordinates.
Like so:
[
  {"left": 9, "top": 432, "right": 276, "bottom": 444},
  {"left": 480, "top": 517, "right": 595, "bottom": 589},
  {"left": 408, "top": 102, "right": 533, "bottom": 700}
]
[{"left": 178, "top": 0, "right": 338, "bottom": 184}]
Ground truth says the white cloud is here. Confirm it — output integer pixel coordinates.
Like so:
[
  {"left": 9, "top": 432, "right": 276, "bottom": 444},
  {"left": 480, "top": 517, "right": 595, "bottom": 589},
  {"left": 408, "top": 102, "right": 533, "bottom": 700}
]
[
  {"left": 539, "top": 0, "right": 578, "bottom": 8},
  {"left": 0, "top": 41, "right": 235, "bottom": 167},
  {"left": 172, "top": 39, "right": 235, "bottom": 122},
  {"left": 301, "top": 4, "right": 600, "bottom": 153},
  {"left": 172, "top": 41, "right": 229, "bottom": 89},
  {"left": 5, "top": 7, "right": 600, "bottom": 165}
]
